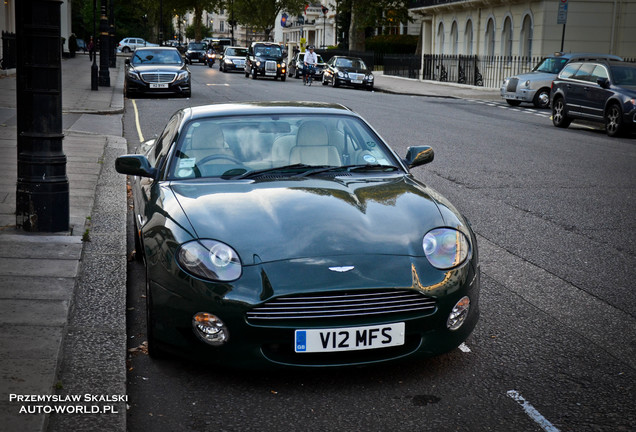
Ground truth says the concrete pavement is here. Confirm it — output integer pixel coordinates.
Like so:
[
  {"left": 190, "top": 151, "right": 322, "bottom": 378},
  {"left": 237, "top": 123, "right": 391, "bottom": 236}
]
[
  {"left": 0, "top": 54, "right": 127, "bottom": 432},
  {"left": 0, "top": 53, "right": 499, "bottom": 432}
]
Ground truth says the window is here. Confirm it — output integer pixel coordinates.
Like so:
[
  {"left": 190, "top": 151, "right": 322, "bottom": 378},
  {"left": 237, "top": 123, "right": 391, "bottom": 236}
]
[
  {"left": 465, "top": 20, "right": 473, "bottom": 56},
  {"left": 485, "top": 18, "right": 495, "bottom": 56},
  {"left": 437, "top": 22, "right": 445, "bottom": 55},
  {"left": 520, "top": 15, "right": 533, "bottom": 58},
  {"left": 502, "top": 17, "right": 512, "bottom": 58},
  {"left": 220, "top": 21, "right": 225, "bottom": 32},
  {"left": 572, "top": 63, "right": 597, "bottom": 82},
  {"left": 450, "top": 21, "right": 458, "bottom": 55},
  {"left": 559, "top": 63, "right": 581, "bottom": 79}
]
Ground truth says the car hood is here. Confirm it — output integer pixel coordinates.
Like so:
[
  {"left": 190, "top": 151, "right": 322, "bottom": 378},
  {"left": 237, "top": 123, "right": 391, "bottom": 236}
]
[
  {"left": 169, "top": 176, "right": 464, "bottom": 264},
  {"left": 616, "top": 85, "right": 636, "bottom": 95},
  {"left": 509, "top": 71, "right": 556, "bottom": 82},
  {"left": 336, "top": 67, "right": 371, "bottom": 74},
  {"left": 131, "top": 64, "right": 185, "bottom": 72}
]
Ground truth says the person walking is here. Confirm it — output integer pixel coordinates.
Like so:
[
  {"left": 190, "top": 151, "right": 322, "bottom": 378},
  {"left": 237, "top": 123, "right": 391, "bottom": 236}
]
[
  {"left": 88, "top": 36, "right": 95, "bottom": 61},
  {"left": 303, "top": 45, "right": 318, "bottom": 86}
]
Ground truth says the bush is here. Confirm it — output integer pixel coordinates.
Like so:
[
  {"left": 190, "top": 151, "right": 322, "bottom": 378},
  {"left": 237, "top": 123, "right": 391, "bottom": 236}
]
[{"left": 365, "top": 34, "right": 418, "bottom": 54}]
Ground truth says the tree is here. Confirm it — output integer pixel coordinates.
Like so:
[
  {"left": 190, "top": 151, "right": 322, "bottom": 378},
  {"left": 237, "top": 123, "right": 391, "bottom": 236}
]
[
  {"left": 229, "top": 0, "right": 306, "bottom": 40},
  {"left": 343, "top": 0, "right": 413, "bottom": 51}
]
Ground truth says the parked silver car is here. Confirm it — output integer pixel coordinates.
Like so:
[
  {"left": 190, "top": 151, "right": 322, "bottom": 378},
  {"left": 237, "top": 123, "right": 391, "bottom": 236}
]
[
  {"left": 117, "top": 37, "right": 158, "bottom": 53},
  {"left": 501, "top": 52, "right": 622, "bottom": 108}
]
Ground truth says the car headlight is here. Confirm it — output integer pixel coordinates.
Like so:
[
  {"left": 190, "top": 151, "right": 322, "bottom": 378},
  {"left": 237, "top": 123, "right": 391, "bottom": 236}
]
[
  {"left": 367, "top": 74, "right": 374, "bottom": 81},
  {"left": 224, "top": 58, "right": 233, "bottom": 64},
  {"left": 127, "top": 70, "right": 140, "bottom": 80},
  {"left": 423, "top": 228, "right": 470, "bottom": 269},
  {"left": 338, "top": 71, "right": 345, "bottom": 78},
  {"left": 256, "top": 60, "right": 261, "bottom": 67},
  {"left": 176, "top": 71, "right": 189, "bottom": 80},
  {"left": 176, "top": 239, "right": 242, "bottom": 281},
  {"left": 281, "top": 62, "right": 286, "bottom": 68}
]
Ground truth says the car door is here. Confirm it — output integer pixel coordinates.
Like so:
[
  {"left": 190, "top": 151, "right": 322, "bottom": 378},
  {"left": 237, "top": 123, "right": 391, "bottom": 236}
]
[
  {"left": 567, "top": 63, "right": 597, "bottom": 116},
  {"left": 584, "top": 64, "right": 611, "bottom": 120}
]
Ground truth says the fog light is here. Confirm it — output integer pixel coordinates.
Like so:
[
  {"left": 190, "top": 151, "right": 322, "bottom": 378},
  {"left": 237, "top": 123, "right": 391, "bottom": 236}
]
[
  {"left": 192, "top": 312, "right": 229, "bottom": 346},
  {"left": 447, "top": 296, "right": 470, "bottom": 331}
]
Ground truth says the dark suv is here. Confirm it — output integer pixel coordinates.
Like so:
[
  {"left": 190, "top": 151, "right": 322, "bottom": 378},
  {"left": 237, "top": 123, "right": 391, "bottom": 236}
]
[
  {"left": 244, "top": 42, "right": 286, "bottom": 81},
  {"left": 185, "top": 42, "right": 207, "bottom": 64},
  {"left": 550, "top": 60, "right": 636, "bottom": 137}
]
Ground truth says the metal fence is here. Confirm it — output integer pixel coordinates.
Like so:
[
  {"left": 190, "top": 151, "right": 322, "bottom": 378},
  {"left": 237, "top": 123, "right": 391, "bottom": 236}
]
[
  {"left": 2, "top": 31, "right": 16, "bottom": 70},
  {"left": 385, "top": 54, "right": 636, "bottom": 88},
  {"left": 384, "top": 54, "right": 545, "bottom": 88}
]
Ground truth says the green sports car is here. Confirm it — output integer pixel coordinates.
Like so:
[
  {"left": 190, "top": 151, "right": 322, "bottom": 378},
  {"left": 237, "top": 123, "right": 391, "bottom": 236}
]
[{"left": 116, "top": 102, "right": 480, "bottom": 368}]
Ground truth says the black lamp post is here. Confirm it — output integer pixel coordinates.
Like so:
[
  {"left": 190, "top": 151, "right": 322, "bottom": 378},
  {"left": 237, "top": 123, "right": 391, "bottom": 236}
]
[
  {"left": 109, "top": 0, "right": 116, "bottom": 68},
  {"left": 15, "top": 0, "right": 69, "bottom": 232},
  {"left": 98, "top": 0, "right": 110, "bottom": 86},
  {"left": 91, "top": 0, "right": 98, "bottom": 90}
]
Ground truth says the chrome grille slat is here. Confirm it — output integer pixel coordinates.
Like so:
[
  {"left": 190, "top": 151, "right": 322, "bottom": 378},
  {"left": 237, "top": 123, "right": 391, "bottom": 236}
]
[
  {"left": 246, "top": 290, "right": 436, "bottom": 322},
  {"left": 506, "top": 77, "right": 518, "bottom": 92},
  {"left": 141, "top": 72, "right": 177, "bottom": 83}
]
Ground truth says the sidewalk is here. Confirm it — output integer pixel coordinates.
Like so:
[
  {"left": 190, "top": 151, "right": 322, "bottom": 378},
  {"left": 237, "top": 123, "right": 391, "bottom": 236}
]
[
  {"left": 0, "top": 54, "right": 499, "bottom": 432},
  {"left": 0, "top": 54, "right": 128, "bottom": 432}
]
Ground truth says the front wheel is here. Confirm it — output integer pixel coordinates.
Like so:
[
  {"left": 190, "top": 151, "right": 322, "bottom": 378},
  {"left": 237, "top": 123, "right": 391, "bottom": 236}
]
[
  {"left": 122, "top": 47, "right": 131, "bottom": 53},
  {"left": 281, "top": 74, "right": 286, "bottom": 82},
  {"left": 533, "top": 88, "right": 551, "bottom": 109},
  {"left": 252, "top": 68, "right": 257, "bottom": 79},
  {"left": 552, "top": 97, "right": 571, "bottom": 128},
  {"left": 605, "top": 103, "right": 625, "bottom": 137},
  {"left": 332, "top": 77, "right": 339, "bottom": 88}
]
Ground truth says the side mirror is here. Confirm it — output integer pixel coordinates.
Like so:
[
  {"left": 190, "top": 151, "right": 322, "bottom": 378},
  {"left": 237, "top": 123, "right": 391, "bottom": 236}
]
[
  {"left": 597, "top": 77, "right": 610, "bottom": 89},
  {"left": 115, "top": 155, "right": 157, "bottom": 178},
  {"left": 404, "top": 146, "right": 434, "bottom": 169}
]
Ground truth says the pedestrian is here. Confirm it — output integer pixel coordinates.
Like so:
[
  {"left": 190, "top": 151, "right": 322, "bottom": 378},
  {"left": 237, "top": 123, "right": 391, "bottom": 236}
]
[
  {"left": 69, "top": 33, "right": 78, "bottom": 58},
  {"left": 88, "top": 36, "right": 95, "bottom": 61}
]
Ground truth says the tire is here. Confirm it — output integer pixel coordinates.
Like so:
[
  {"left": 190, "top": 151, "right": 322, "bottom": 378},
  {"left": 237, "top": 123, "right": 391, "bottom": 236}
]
[
  {"left": 245, "top": 68, "right": 249, "bottom": 78},
  {"left": 506, "top": 99, "right": 521, "bottom": 106},
  {"left": 322, "top": 75, "right": 328, "bottom": 86},
  {"left": 122, "top": 47, "right": 131, "bottom": 53},
  {"left": 252, "top": 68, "right": 257, "bottom": 79},
  {"left": 533, "top": 88, "right": 551, "bottom": 109},
  {"left": 281, "top": 74, "right": 286, "bottom": 82},
  {"left": 605, "top": 103, "right": 625, "bottom": 137},
  {"left": 332, "top": 77, "right": 339, "bottom": 88},
  {"left": 552, "top": 97, "right": 571, "bottom": 128}
]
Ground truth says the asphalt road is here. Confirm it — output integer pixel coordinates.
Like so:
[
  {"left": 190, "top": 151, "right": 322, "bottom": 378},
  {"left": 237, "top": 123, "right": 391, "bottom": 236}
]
[{"left": 123, "top": 63, "right": 636, "bottom": 432}]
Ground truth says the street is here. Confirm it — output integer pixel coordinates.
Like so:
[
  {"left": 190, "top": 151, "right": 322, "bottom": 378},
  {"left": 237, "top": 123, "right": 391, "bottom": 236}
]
[{"left": 123, "top": 64, "right": 636, "bottom": 432}]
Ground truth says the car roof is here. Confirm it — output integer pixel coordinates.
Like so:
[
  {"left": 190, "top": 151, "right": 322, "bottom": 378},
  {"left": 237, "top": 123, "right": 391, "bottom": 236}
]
[
  {"left": 135, "top": 46, "right": 178, "bottom": 51},
  {"left": 184, "top": 102, "right": 354, "bottom": 121},
  {"left": 550, "top": 52, "right": 623, "bottom": 61},
  {"left": 566, "top": 59, "right": 628, "bottom": 67}
]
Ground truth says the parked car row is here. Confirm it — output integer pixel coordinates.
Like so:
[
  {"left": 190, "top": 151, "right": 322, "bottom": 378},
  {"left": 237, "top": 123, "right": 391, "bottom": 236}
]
[{"left": 501, "top": 52, "right": 635, "bottom": 137}]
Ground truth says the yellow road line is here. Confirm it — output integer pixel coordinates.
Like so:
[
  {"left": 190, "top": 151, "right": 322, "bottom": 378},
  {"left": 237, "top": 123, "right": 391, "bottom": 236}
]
[{"left": 132, "top": 99, "right": 145, "bottom": 142}]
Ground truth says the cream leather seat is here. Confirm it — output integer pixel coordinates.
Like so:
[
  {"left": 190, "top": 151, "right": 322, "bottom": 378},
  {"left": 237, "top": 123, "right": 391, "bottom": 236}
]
[
  {"left": 289, "top": 121, "right": 341, "bottom": 166},
  {"left": 186, "top": 122, "right": 235, "bottom": 162}
]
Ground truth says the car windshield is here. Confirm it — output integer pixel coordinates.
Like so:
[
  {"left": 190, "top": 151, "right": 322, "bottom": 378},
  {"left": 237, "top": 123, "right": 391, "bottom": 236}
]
[
  {"left": 534, "top": 57, "right": 569, "bottom": 74},
  {"left": 226, "top": 48, "right": 248, "bottom": 56},
  {"left": 188, "top": 43, "right": 205, "bottom": 50},
  {"left": 335, "top": 58, "right": 367, "bottom": 69},
  {"left": 132, "top": 49, "right": 182, "bottom": 65},
  {"left": 254, "top": 45, "right": 282, "bottom": 57},
  {"left": 169, "top": 114, "right": 400, "bottom": 180},
  {"left": 611, "top": 65, "right": 636, "bottom": 86}
]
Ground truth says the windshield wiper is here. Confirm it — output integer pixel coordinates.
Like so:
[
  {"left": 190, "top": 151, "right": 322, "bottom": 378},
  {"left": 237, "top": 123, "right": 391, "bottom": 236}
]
[
  {"left": 234, "top": 164, "right": 314, "bottom": 179},
  {"left": 294, "top": 164, "right": 400, "bottom": 177}
]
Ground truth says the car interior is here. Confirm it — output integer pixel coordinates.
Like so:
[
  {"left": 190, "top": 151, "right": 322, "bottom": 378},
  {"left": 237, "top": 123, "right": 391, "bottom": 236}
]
[{"left": 171, "top": 116, "right": 396, "bottom": 179}]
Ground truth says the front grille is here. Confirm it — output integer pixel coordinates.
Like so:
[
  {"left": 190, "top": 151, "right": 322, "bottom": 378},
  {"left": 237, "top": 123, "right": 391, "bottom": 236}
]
[
  {"left": 349, "top": 73, "right": 365, "bottom": 80},
  {"left": 246, "top": 289, "right": 436, "bottom": 322},
  {"left": 265, "top": 61, "right": 277, "bottom": 72},
  {"left": 506, "top": 77, "right": 518, "bottom": 92},
  {"left": 141, "top": 72, "right": 177, "bottom": 83}
]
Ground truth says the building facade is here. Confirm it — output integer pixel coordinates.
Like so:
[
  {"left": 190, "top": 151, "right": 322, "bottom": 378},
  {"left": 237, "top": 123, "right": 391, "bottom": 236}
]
[{"left": 409, "top": 0, "right": 636, "bottom": 59}]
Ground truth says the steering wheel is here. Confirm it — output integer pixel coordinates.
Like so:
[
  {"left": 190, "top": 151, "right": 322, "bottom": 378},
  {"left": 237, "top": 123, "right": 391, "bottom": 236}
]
[{"left": 197, "top": 154, "right": 242, "bottom": 165}]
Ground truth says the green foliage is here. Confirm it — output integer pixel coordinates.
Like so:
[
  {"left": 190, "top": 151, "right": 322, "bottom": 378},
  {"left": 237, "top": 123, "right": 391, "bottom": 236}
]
[
  {"left": 231, "top": 0, "right": 306, "bottom": 36},
  {"left": 365, "top": 34, "right": 419, "bottom": 54}
]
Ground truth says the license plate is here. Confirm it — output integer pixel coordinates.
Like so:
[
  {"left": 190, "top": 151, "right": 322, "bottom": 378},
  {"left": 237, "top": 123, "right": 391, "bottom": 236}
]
[
  {"left": 351, "top": 79, "right": 363, "bottom": 84},
  {"left": 265, "top": 72, "right": 276, "bottom": 76},
  {"left": 149, "top": 83, "right": 169, "bottom": 89},
  {"left": 295, "top": 322, "right": 405, "bottom": 353}
]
